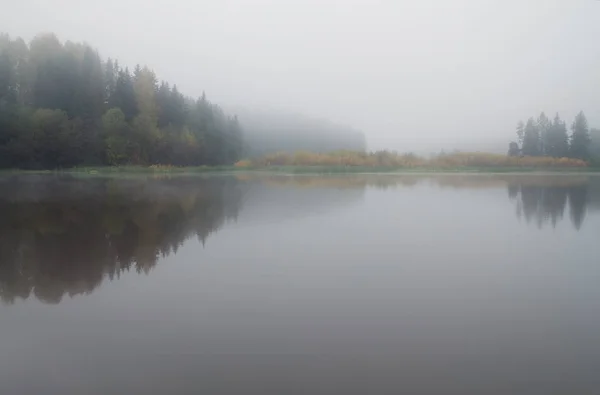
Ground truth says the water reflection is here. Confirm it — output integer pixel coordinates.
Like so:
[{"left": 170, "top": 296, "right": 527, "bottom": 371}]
[
  {"left": 507, "top": 179, "right": 589, "bottom": 229},
  {"left": 1, "top": 173, "right": 599, "bottom": 304},
  {"left": 0, "top": 175, "right": 242, "bottom": 304},
  {"left": 3, "top": 173, "right": 600, "bottom": 395},
  {"left": 419, "top": 174, "right": 596, "bottom": 230}
]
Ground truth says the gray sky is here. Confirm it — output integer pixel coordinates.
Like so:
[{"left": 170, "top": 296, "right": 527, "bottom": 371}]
[{"left": 1, "top": 0, "right": 599, "bottom": 152}]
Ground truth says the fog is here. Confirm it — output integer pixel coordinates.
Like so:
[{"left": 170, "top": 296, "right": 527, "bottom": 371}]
[{"left": 1, "top": 0, "right": 599, "bottom": 153}]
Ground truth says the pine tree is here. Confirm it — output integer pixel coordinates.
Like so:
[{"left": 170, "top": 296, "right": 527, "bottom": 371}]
[
  {"left": 0, "top": 32, "right": 245, "bottom": 169},
  {"left": 111, "top": 68, "right": 138, "bottom": 120},
  {"left": 516, "top": 121, "right": 524, "bottom": 147},
  {"left": 570, "top": 111, "right": 591, "bottom": 160},
  {"left": 522, "top": 118, "right": 540, "bottom": 156},
  {"left": 133, "top": 66, "right": 158, "bottom": 122},
  {"left": 590, "top": 128, "right": 600, "bottom": 159},
  {"left": 537, "top": 112, "right": 551, "bottom": 155},
  {"left": 546, "top": 113, "right": 569, "bottom": 158},
  {"left": 156, "top": 81, "right": 171, "bottom": 127},
  {"left": 103, "top": 58, "right": 117, "bottom": 107},
  {"left": 77, "top": 46, "right": 104, "bottom": 121}
]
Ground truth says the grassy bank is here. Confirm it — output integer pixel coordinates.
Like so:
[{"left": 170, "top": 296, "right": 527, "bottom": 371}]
[
  {"left": 2, "top": 152, "right": 598, "bottom": 175},
  {"left": 231, "top": 151, "right": 595, "bottom": 173},
  {"left": 3, "top": 165, "right": 600, "bottom": 176},
  {"left": 0, "top": 165, "right": 237, "bottom": 174}
]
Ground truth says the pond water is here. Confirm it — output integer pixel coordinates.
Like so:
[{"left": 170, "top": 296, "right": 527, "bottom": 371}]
[{"left": 1, "top": 173, "right": 600, "bottom": 395}]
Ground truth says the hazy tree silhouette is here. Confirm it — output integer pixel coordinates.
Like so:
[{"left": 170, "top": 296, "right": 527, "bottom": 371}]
[
  {"left": 0, "top": 33, "right": 243, "bottom": 169},
  {"left": 512, "top": 112, "right": 591, "bottom": 160}
]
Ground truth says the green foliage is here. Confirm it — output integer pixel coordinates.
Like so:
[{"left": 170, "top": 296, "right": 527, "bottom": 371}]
[
  {"left": 0, "top": 32, "right": 244, "bottom": 169},
  {"left": 102, "top": 108, "right": 129, "bottom": 165}
]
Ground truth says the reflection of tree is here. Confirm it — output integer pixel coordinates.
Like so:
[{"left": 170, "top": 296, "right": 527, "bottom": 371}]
[
  {"left": 0, "top": 175, "right": 242, "bottom": 304},
  {"left": 507, "top": 182, "right": 586, "bottom": 230},
  {"left": 243, "top": 174, "right": 600, "bottom": 231},
  {"left": 569, "top": 185, "right": 588, "bottom": 230}
]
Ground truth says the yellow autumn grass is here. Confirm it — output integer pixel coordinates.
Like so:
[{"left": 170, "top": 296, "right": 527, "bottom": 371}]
[
  {"left": 235, "top": 151, "right": 588, "bottom": 169},
  {"left": 430, "top": 152, "right": 586, "bottom": 168},
  {"left": 148, "top": 164, "right": 177, "bottom": 171},
  {"left": 237, "top": 151, "right": 426, "bottom": 167},
  {"left": 233, "top": 159, "right": 253, "bottom": 168}
]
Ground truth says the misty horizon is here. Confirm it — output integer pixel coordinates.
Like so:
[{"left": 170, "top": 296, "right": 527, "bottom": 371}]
[{"left": 2, "top": 0, "right": 599, "bottom": 153}]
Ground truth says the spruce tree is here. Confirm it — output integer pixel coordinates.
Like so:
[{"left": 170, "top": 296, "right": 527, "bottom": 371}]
[
  {"left": 570, "top": 111, "right": 591, "bottom": 160},
  {"left": 522, "top": 118, "right": 541, "bottom": 156}
]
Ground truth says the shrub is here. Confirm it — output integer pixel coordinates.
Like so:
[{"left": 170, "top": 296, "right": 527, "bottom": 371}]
[
  {"left": 234, "top": 160, "right": 252, "bottom": 168},
  {"left": 244, "top": 151, "right": 588, "bottom": 169}
]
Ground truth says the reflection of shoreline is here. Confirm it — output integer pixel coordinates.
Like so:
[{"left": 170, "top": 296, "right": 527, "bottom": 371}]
[
  {"left": 0, "top": 174, "right": 367, "bottom": 304},
  {"left": 240, "top": 174, "right": 598, "bottom": 230},
  {"left": 0, "top": 175, "right": 243, "bottom": 304},
  {"left": 236, "top": 173, "right": 594, "bottom": 190},
  {"left": 1, "top": 174, "right": 598, "bottom": 304}
]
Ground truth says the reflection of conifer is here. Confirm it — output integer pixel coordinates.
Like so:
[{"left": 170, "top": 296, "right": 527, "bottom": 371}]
[
  {"left": 569, "top": 185, "right": 588, "bottom": 231},
  {"left": 0, "top": 176, "right": 242, "bottom": 304},
  {"left": 507, "top": 181, "right": 588, "bottom": 230}
]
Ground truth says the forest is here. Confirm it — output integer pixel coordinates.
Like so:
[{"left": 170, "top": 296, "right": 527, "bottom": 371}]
[
  {"left": 509, "top": 112, "right": 599, "bottom": 160},
  {"left": 2, "top": 32, "right": 600, "bottom": 170},
  {"left": 0, "top": 33, "right": 244, "bottom": 169}
]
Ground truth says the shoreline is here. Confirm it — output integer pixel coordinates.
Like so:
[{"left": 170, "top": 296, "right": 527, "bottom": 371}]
[{"left": 2, "top": 165, "right": 600, "bottom": 176}]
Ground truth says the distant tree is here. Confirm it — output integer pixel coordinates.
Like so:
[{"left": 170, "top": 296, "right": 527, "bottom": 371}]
[
  {"left": 0, "top": 32, "right": 246, "bottom": 169},
  {"left": 111, "top": 68, "right": 138, "bottom": 120},
  {"left": 570, "top": 111, "right": 591, "bottom": 160},
  {"left": 133, "top": 66, "right": 158, "bottom": 122},
  {"left": 537, "top": 112, "right": 551, "bottom": 155},
  {"left": 169, "top": 85, "right": 187, "bottom": 127},
  {"left": 508, "top": 141, "right": 520, "bottom": 156},
  {"left": 545, "top": 113, "right": 569, "bottom": 158},
  {"left": 31, "top": 34, "right": 80, "bottom": 115},
  {"left": 0, "top": 51, "right": 14, "bottom": 104},
  {"left": 589, "top": 128, "right": 600, "bottom": 159},
  {"left": 31, "top": 109, "right": 81, "bottom": 168},
  {"left": 522, "top": 118, "right": 540, "bottom": 156},
  {"left": 156, "top": 81, "right": 171, "bottom": 127},
  {"left": 516, "top": 121, "right": 524, "bottom": 146},
  {"left": 103, "top": 58, "right": 117, "bottom": 109},
  {"left": 77, "top": 46, "right": 105, "bottom": 121},
  {"left": 102, "top": 108, "right": 129, "bottom": 165},
  {"left": 8, "top": 37, "right": 33, "bottom": 106}
]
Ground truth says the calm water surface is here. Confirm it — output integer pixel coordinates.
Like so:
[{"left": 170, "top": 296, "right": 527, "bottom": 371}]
[{"left": 1, "top": 173, "right": 600, "bottom": 394}]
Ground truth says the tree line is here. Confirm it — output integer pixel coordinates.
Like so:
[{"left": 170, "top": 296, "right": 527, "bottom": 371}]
[
  {"left": 0, "top": 33, "right": 243, "bottom": 169},
  {"left": 508, "top": 112, "right": 593, "bottom": 160}
]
